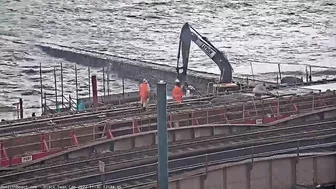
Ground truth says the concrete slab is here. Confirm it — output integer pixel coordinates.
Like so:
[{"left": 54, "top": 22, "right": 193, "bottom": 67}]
[
  {"left": 316, "top": 156, "right": 336, "bottom": 184},
  {"left": 226, "top": 164, "right": 248, "bottom": 189},
  {"left": 179, "top": 176, "right": 201, "bottom": 189},
  {"left": 166, "top": 153, "right": 336, "bottom": 189},
  {"left": 194, "top": 127, "right": 213, "bottom": 138},
  {"left": 168, "top": 181, "right": 178, "bottom": 189},
  {"left": 175, "top": 129, "right": 194, "bottom": 141},
  {"left": 155, "top": 131, "right": 175, "bottom": 144},
  {"left": 213, "top": 127, "right": 230, "bottom": 135},
  {"left": 68, "top": 148, "right": 91, "bottom": 159},
  {"left": 94, "top": 143, "right": 109, "bottom": 153},
  {"left": 113, "top": 138, "right": 133, "bottom": 151},
  {"left": 204, "top": 169, "right": 224, "bottom": 189},
  {"left": 324, "top": 110, "right": 336, "bottom": 119},
  {"left": 297, "top": 158, "right": 314, "bottom": 185},
  {"left": 135, "top": 133, "right": 154, "bottom": 148},
  {"left": 271, "top": 159, "right": 293, "bottom": 189},
  {"left": 250, "top": 161, "right": 270, "bottom": 189},
  {"left": 304, "top": 114, "right": 320, "bottom": 122}
]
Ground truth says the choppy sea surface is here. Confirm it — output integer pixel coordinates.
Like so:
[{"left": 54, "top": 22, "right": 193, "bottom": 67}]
[{"left": 0, "top": 0, "right": 335, "bottom": 120}]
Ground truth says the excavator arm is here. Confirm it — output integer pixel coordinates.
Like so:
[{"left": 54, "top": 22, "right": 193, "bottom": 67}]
[{"left": 176, "top": 23, "right": 233, "bottom": 85}]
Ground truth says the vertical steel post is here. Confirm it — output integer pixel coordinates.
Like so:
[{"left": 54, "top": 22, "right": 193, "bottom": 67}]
[
  {"left": 262, "top": 99, "right": 265, "bottom": 123},
  {"left": 107, "top": 64, "right": 110, "bottom": 96},
  {"left": 75, "top": 65, "right": 79, "bottom": 107},
  {"left": 88, "top": 66, "right": 91, "bottom": 101},
  {"left": 122, "top": 77, "right": 125, "bottom": 101},
  {"left": 250, "top": 62, "right": 255, "bottom": 80},
  {"left": 278, "top": 63, "right": 282, "bottom": 81},
  {"left": 242, "top": 103, "right": 245, "bottom": 120},
  {"left": 103, "top": 67, "right": 106, "bottom": 99},
  {"left": 92, "top": 75, "right": 98, "bottom": 107},
  {"left": 53, "top": 67, "right": 58, "bottom": 111},
  {"left": 305, "top": 66, "right": 309, "bottom": 83},
  {"left": 277, "top": 94, "right": 280, "bottom": 117},
  {"left": 39, "top": 63, "right": 43, "bottom": 113},
  {"left": 156, "top": 80, "right": 168, "bottom": 189},
  {"left": 61, "top": 62, "right": 64, "bottom": 108},
  {"left": 276, "top": 74, "right": 279, "bottom": 85},
  {"left": 102, "top": 174, "right": 105, "bottom": 188},
  {"left": 19, "top": 98, "right": 23, "bottom": 119},
  {"left": 16, "top": 103, "right": 20, "bottom": 119},
  {"left": 309, "top": 66, "right": 312, "bottom": 82},
  {"left": 69, "top": 95, "right": 72, "bottom": 110},
  {"left": 44, "top": 93, "right": 47, "bottom": 111}
]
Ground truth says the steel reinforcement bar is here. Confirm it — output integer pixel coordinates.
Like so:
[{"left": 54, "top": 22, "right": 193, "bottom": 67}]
[
  {"left": 1, "top": 119, "right": 336, "bottom": 185},
  {"left": 0, "top": 96, "right": 214, "bottom": 127},
  {"left": 3, "top": 92, "right": 333, "bottom": 164},
  {"left": 0, "top": 90, "right": 298, "bottom": 127},
  {"left": 1, "top": 94, "right": 335, "bottom": 162},
  {"left": 0, "top": 91, "right": 333, "bottom": 130},
  {"left": 1, "top": 92, "right": 335, "bottom": 137},
  {"left": 0, "top": 98, "right": 214, "bottom": 135},
  {"left": 39, "top": 136, "right": 336, "bottom": 187}
]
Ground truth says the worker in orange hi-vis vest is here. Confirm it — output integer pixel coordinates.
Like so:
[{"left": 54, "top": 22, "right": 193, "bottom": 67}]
[
  {"left": 139, "top": 79, "right": 150, "bottom": 110},
  {"left": 172, "top": 79, "right": 184, "bottom": 104}
]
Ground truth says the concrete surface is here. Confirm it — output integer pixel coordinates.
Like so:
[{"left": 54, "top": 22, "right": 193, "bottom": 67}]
[{"left": 164, "top": 153, "right": 336, "bottom": 189}]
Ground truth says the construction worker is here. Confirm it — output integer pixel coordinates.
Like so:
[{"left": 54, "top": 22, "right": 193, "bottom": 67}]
[
  {"left": 172, "top": 79, "right": 184, "bottom": 103},
  {"left": 139, "top": 79, "right": 150, "bottom": 110}
]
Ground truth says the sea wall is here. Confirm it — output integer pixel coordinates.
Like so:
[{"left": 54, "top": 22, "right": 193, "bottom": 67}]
[{"left": 36, "top": 43, "right": 219, "bottom": 94}]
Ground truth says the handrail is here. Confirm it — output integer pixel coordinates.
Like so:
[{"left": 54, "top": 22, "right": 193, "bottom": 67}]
[{"left": 247, "top": 60, "right": 336, "bottom": 70}]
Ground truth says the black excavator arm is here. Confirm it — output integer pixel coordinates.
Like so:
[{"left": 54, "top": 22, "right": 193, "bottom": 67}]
[{"left": 176, "top": 23, "right": 233, "bottom": 85}]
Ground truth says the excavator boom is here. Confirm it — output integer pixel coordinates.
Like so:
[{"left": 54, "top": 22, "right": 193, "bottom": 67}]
[{"left": 176, "top": 23, "right": 233, "bottom": 85}]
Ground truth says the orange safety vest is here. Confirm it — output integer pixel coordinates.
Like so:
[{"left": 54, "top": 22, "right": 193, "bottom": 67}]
[
  {"left": 139, "top": 82, "right": 150, "bottom": 102},
  {"left": 172, "top": 85, "right": 184, "bottom": 103}
]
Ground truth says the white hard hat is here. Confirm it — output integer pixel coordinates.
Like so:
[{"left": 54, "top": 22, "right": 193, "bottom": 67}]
[
  {"left": 175, "top": 79, "right": 180, "bottom": 83},
  {"left": 143, "top": 78, "right": 147, "bottom": 82}
]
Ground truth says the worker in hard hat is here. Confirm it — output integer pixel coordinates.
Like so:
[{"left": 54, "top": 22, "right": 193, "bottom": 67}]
[
  {"left": 172, "top": 79, "right": 184, "bottom": 103},
  {"left": 139, "top": 79, "right": 150, "bottom": 110}
]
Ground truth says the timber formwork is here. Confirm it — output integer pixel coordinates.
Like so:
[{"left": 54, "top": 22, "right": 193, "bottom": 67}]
[{"left": 1, "top": 91, "right": 336, "bottom": 167}]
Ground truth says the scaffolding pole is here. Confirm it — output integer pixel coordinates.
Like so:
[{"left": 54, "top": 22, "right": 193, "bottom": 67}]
[
  {"left": 107, "top": 64, "right": 110, "bottom": 96},
  {"left": 75, "top": 65, "right": 79, "bottom": 107},
  {"left": 39, "top": 63, "right": 43, "bottom": 113},
  {"left": 88, "top": 66, "right": 91, "bottom": 102},
  {"left": 53, "top": 67, "right": 58, "bottom": 111},
  {"left": 61, "top": 62, "right": 64, "bottom": 108},
  {"left": 103, "top": 67, "right": 106, "bottom": 99}
]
